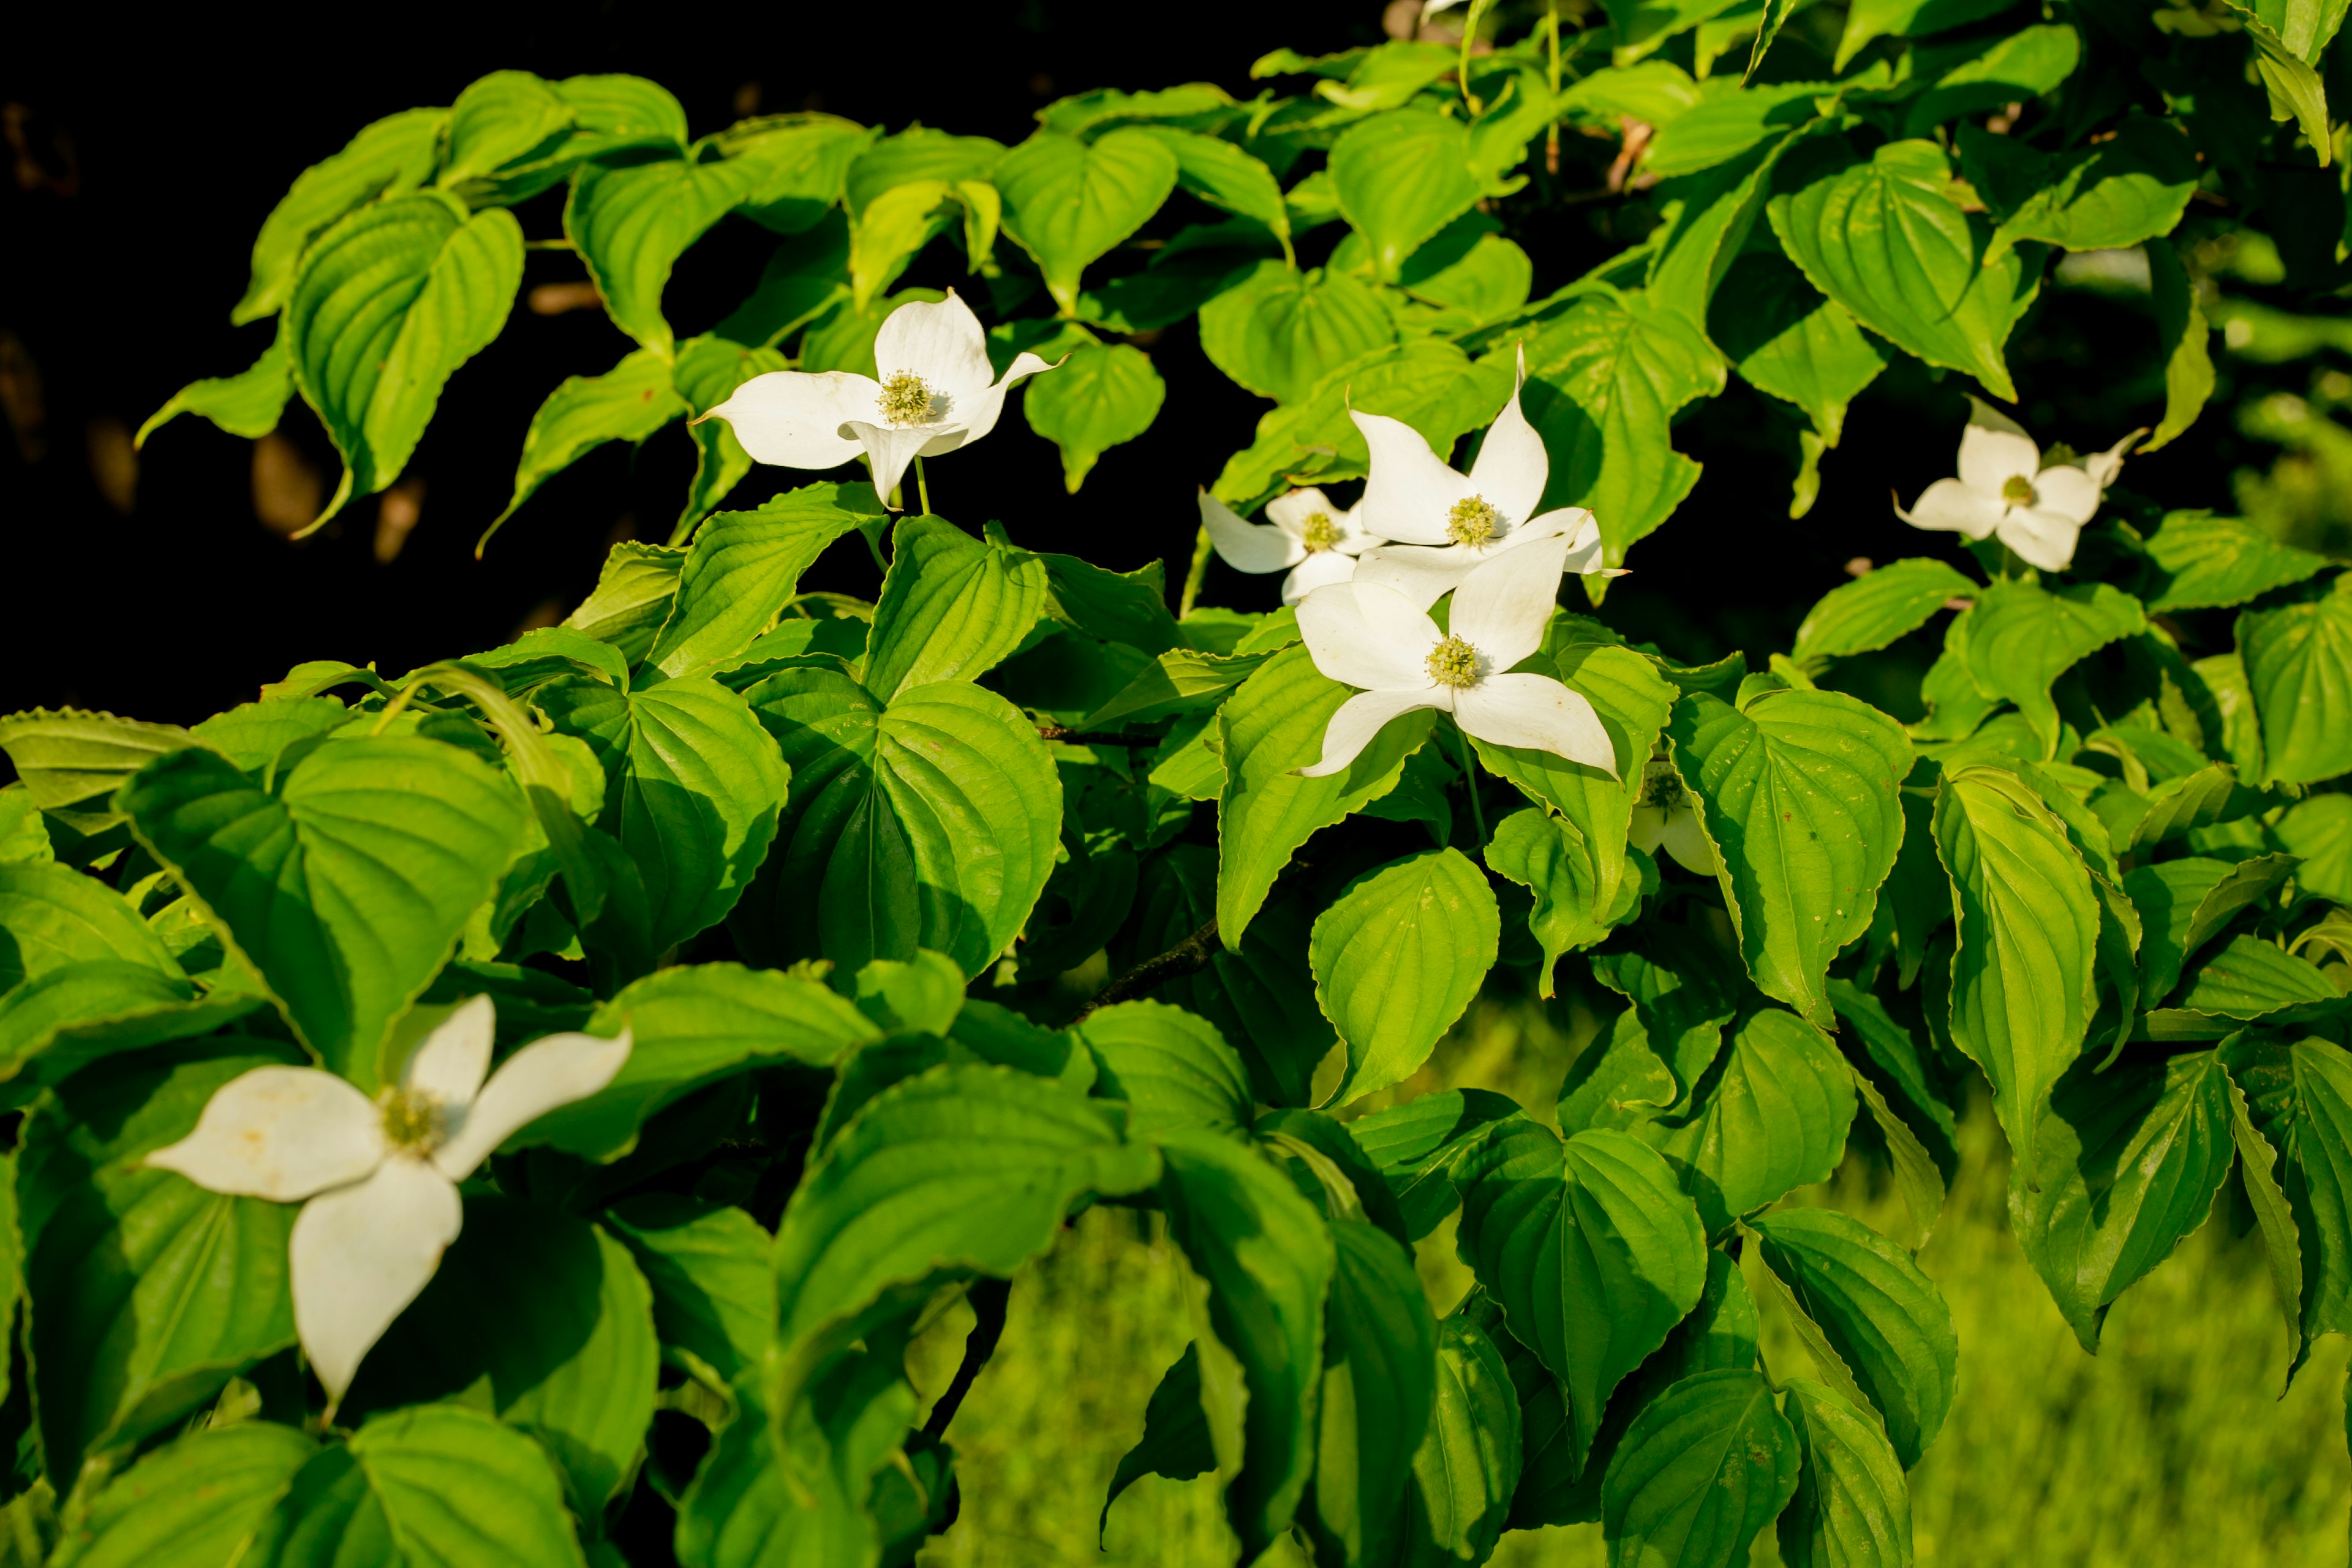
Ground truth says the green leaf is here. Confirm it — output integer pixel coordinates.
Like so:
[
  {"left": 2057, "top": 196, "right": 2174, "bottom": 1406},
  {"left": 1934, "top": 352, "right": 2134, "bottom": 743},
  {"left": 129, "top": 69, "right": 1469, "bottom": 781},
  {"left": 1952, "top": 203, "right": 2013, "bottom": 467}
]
[
  {"left": 50, "top": 1421, "right": 314, "bottom": 1568},
  {"left": 1902, "top": 26, "right": 2080, "bottom": 137},
  {"left": 1776, "top": 1380, "right": 1913, "bottom": 1568},
  {"left": 1329, "top": 110, "right": 1483, "bottom": 283},
  {"left": 1312, "top": 848, "right": 1500, "bottom": 1105},
  {"left": 736, "top": 671, "right": 1060, "bottom": 978},
  {"left": 1932, "top": 765, "right": 2100, "bottom": 1178},
  {"left": 137, "top": 325, "right": 294, "bottom": 448},
  {"left": 1791, "top": 560, "right": 1973, "bottom": 673},
  {"left": 2146, "top": 236, "right": 2216, "bottom": 455},
  {"left": 527, "top": 962, "right": 876, "bottom": 1161},
  {"left": 1600, "top": 1368, "right": 1799, "bottom": 1568},
  {"left": 1711, "top": 255, "right": 1887, "bottom": 457},
  {"left": 2239, "top": 581, "right": 2352, "bottom": 786},
  {"left": 1485, "top": 807, "right": 1634, "bottom": 998},
  {"left": 23, "top": 1038, "right": 301, "bottom": 1479},
  {"left": 0, "top": 963, "right": 264, "bottom": 1087},
  {"left": 0, "top": 861, "right": 181, "bottom": 993},
  {"left": 233, "top": 106, "right": 445, "bottom": 325},
  {"left": 1023, "top": 342, "right": 1166, "bottom": 492},
  {"left": 843, "top": 178, "right": 968, "bottom": 311},
  {"left": 1749, "top": 1208, "right": 1956, "bottom": 1468},
  {"left": 1522, "top": 292, "right": 1727, "bottom": 564},
  {"left": 1307, "top": 1218, "right": 1439, "bottom": 1568},
  {"left": 2126, "top": 854, "right": 2295, "bottom": 1005},
  {"left": 2174, "top": 933, "right": 2345, "bottom": 1021},
  {"left": 1641, "top": 1009, "right": 1858, "bottom": 1237},
  {"left": 2225, "top": 1061, "right": 2307, "bottom": 1375},
  {"left": 2010, "top": 1048, "right": 2235, "bottom": 1353},
  {"left": 2234, "top": 3, "right": 2334, "bottom": 162},
  {"left": 2281, "top": 794, "right": 2352, "bottom": 904},
  {"left": 277, "top": 1403, "right": 589, "bottom": 1567},
  {"left": 1410, "top": 1315, "right": 1523, "bottom": 1564},
  {"left": 996, "top": 129, "right": 1180, "bottom": 314},
  {"left": 2226, "top": 1033, "right": 2352, "bottom": 1374},
  {"left": 725, "top": 113, "right": 873, "bottom": 234},
  {"left": 2142, "top": 512, "right": 2327, "bottom": 612},
  {"left": 286, "top": 192, "right": 524, "bottom": 527},
  {"left": 342, "top": 1198, "right": 657, "bottom": 1517},
  {"left": 1215, "top": 644, "right": 1433, "bottom": 944},
  {"left": 1645, "top": 135, "right": 1796, "bottom": 336},
  {"left": 1102, "top": 1344, "right": 1217, "bottom": 1539},
  {"left": 1958, "top": 581, "right": 2147, "bottom": 758},
  {"left": 1768, "top": 139, "right": 2032, "bottom": 402},
  {"left": 536, "top": 677, "right": 790, "bottom": 960},
  {"left": 437, "top": 70, "right": 574, "bottom": 189},
  {"left": 666, "top": 335, "right": 792, "bottom": 539},
  {"left": 1197, "top": 260, "right": 1395, "bottom": 406},
  {"left": 1454, "top": 1122, "right": 1708, "bottom": 1472},
  {"left": 120, "top": 738, "right": 525, "bottom": 1085},
  {"left": 1080, "top": 647, "right": 1275, "bottom": 731},
  {"left": 643, "top": 484, "right": 883, "bottom": 683},
  {"left": 1156, "top": 1134, "right": 1332, "bottom": 1560},
  {"left": 1667, "top": 689, "right": 1912, "bottom": 1027},
  {"left": 1079, "top": 999, "right": 1256, "bottom": 1142},
  {"left": 862, "top": 516, "right": 1050, "bottom": 703},
  {"left": 606, "top": 1195, "right": 776, "bottom": 1384},
  {"left": 1833, "top": 0, "right": 2020, "bottom": 71},
  {"left": 563, "top": 542, "right": 687, "bottom": 666},
  {"left": 1134, "top": 126, "right": 1291, "bottom": 248},
  {"left": 1846, "top": 1056, "right": 1947, "bottom": 1254},
  {"left": 1969, "top": 117, "right": 2201, "bottom": 263},
  {"left": 565, "top": 154, "right": 764, "bottom": 356},
  {"left": 774, "top": 1064, "right": 1157, "bottom": 1368}
]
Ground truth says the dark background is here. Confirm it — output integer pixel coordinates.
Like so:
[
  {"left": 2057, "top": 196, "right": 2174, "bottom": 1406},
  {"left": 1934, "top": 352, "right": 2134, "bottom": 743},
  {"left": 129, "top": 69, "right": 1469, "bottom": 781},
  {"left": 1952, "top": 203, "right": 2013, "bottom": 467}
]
[{"left": 2, "top": 0, "right": 2237, "bottom": 728}]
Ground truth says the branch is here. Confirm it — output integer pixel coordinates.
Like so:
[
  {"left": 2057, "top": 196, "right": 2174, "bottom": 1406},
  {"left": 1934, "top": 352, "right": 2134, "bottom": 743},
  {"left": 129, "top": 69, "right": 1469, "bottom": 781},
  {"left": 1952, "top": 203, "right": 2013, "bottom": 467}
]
[
  {"left": 1067, "top": 919, "right": 1221, "bottom": 1025},
  {"left": 1034, "top": 724, "right": 1153, "bottom": 747},
  {"left": 922, "top": 1278, "right": 1011, "bottom": 1442}
]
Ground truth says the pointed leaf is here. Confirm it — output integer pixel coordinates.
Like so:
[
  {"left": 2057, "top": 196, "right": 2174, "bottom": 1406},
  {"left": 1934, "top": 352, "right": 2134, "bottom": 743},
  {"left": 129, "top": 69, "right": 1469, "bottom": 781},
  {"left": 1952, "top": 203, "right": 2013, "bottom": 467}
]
[{"left": 1313, "top": 847, "right": 1501, "bottom": 1104}]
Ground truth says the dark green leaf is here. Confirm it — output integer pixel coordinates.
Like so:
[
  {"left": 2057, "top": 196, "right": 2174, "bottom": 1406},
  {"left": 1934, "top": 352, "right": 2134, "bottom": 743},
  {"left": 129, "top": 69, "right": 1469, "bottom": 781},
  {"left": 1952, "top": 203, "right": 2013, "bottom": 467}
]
[
  {"left": 1307, "top": 1218, "right": 1439, "bottom": 1568},
  {"left": 1101, "top": 1344, "right": 1216, "bottom": 1540},
  {"left": 1600, "top": 1368, "right": 1798, "bottom": 1568},
  {"left": 49, "top": 1421, "right": 315, "bottom": 1568},
  {"left": 2239, "top": 580, "right": 2352, "bottom": 787},
  {"left": 1313, "top": 848, "right": 1501, "bottom": 1104},
  {"left": 644, "top": 484, "right": 884, "bottom": 684},
  {"left": 1642, "top": 1009, "right": 1857, "bottom": 1237},
  {"left": 1776, "top": 1379, "right": 1913, "bottom": 1568},
  {"left": 1790, "top": 560, "right": 1973, "bottom": 673},
  {"left": 607, "top": 1194, "right": 776, "bottom": 1384},
  {"left": 2219, "top": 1033, "right": 2352, "bottom": 1376},
  {"left": 1079, "top": 999, "right": 1255, "bottom": 1142},
  {"left": 863, "top": 516, "right": 1050, "bottom": 703}
]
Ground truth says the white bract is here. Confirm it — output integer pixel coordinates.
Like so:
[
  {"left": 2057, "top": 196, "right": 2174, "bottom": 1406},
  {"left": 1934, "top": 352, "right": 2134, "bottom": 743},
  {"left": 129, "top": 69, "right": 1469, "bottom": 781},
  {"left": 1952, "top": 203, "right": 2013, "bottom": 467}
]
[
  {"left": 1896, "top": 397, "right": 2139, "bottom": 572},
  {"left": 1294, "top": 530, "right": 1617, "bottom": 778},
  {"left": 1199, "top": 486, "right": 1382, "bottom": 604},
  {"left": 1349, "top": 349, "right": 1616, "bottom": 609},
  {"left": 1629, "top": 751, "right": 1717, "bottom": 875},
  {"left": 146, "top": 997, "right": 631, "bottom": 1403},
  {"left": 703, "top": 292, "right": 1054, "bottom": 508}
]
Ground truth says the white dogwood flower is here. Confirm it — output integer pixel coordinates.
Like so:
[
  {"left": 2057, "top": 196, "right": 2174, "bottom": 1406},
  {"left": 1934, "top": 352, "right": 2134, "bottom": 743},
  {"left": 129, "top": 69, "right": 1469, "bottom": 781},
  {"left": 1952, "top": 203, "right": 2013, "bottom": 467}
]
[
  {"left": 1896, "top": 397, "right": 2140, "bottom": 572},
  {"left": 146, "top": 997, "right": 631, "bottom": 1403},
  {"left": 703, "top": 292, "right": 1055, "bottom": 508},
  {"left": 1199, "top": 486, "right": 1381, "bottom": 604},
  {"left": 1629, "top": 751, "right": 1717, "bottom": 875},
  {"left": 1349, "top": 348, "right": 1616, "bottom": 608},
  {"left": 1294, "top": 530, "right": 1616, "bottom": 778}
]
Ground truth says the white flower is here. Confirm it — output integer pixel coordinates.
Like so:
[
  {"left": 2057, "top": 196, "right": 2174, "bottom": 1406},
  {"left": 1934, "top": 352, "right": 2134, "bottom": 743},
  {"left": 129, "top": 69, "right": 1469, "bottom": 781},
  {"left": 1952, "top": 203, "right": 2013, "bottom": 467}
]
[
  {"left": 1349, "top": 348, "right": 1616, "bottom": 609},
  {"left": 1896, "top": 397, "right": 2141, "bottom": 572},
  {"left": 703, "top": 292, "right": 1055, "bottom": 508},
  {"left": 1629, "top": 750, "right": 1716, "bottom": 875},
  {"left": 1294, "top": 529, "right": 1617, "bottom": 778},
  {"left": 1199, "top": 486, "right": 1382, "bottom": 605},
  {"left": 146, "top": 997, "right": 631, "bottom": 1403}
]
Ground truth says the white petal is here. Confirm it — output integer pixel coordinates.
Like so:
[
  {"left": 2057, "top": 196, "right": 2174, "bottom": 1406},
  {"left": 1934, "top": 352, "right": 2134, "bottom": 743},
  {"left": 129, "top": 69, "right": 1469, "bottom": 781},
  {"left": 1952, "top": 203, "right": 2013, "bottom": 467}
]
[
  {"left": 432, "top": 1028, "right": 633, "bottom": 1181},
  {"left": 1351, "top": 410, "right": 1477, "bottom": 545},
  {"left": 842, "top": 420, "right": 952, "bottom": 511},
  {"left": 2079, "top": 429, "right": 2142, "bottom": 491},
  {"left": 930, "top": 351, "right": 1054, "bottom": 448},
  {"left": 1452, "top": 529, "right": 1570, "bottom": 673},
  {"left": 145, "top": 1066, "right": 385, "bottom": 1202},
  {"left": 2029, "top": 464, "right": 2101, "bottom": 526},
  {"left": 1997, "top": 507, "right": 2083, "bottom": 573},
  {"left": 1332, "top": 503, "right": 1381, "bottom": 556},
  {"left": 292, "top": 1155, "right": 462, "bottom": 1402},
  {"left": 1629, "top": 804, "right": 1669, "bottom": 853},
  {"left": 1556, "top": 510, "right": 1605, "bottom": 573},
  {"left": 1295, "top": 580, "right": 1442, "bottom": 692},
  {"left": 1202, "top": 489, "right": 1303, "bottom": 575},
  {"left": 399, "top": 995, "right": 494, "bottom": 1110},
  {"left": 1954, "top": 398, "right": 2040, "bottom": 496},
  {"left": 1280, "top": 549, "right": 1361, "bottom": 604},
  {"left": 1265, "top": 487, "right": 1336, "bottom": 540},
  {"left": 1661, "top": 810, "right": 1719, "bottom": 875},
  {"left": 1351, "top": 541, "right": 1480, "bottom": 609},
  {"left": 1897, "top": 478, "right": 2005, "bottom": 540},
  {"left": 1298, "top": 687, "right": 1445, "bottom": 778},
  {"left": 1465, "top": 352, "right": 1547, "bottom": 527},
  {"left": 705, "top": 371, "right": 872, "bottom": 470},
  {"left": 1454, "top": 673, "right": 1617, "bottom": 775},
  {"left": 873, "top": 291, "right": 995, "bottom": 407}
]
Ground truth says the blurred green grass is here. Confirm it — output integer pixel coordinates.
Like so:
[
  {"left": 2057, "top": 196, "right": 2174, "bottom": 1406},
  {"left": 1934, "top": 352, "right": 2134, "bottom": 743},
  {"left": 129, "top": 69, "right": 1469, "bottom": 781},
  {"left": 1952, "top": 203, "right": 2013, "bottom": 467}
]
[{"left": 913, "top": 1001, "right": 2352, "bottom": 1567}]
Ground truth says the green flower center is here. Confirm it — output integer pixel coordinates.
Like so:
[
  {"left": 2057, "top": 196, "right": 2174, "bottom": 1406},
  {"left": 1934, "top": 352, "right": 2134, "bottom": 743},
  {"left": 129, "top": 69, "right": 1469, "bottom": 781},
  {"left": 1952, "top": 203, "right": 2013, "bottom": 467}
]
[
  {"left": 1446, "top": 496, "right": 1502, "bottom": 547},
  {"left": 1298, "top": 512, "right": 1341, "bottom": 552},
  {"left": 2000, "top": 474, "right": 2036, "bottom": 506},
  {"left": 377, "top": 1086, "right": 445, "bottom": 1153},
  {"left": 877, "top": 371, "right": 937, "bottom": 427},
  {"left": 1425, "top": 635, "right": 1480, "bottom": 688}
]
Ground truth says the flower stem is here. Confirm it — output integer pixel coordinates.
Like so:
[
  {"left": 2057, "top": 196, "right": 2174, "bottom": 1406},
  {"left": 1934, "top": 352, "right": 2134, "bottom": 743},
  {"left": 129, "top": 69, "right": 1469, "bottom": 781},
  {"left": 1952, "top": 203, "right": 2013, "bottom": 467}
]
[
  {"left": 916, "top": 455, "right": 932, "bottom": 516},
  {"left": 1455, "top": 720, "right": 1488, "bottom": 848},
  {"left": 1178, "top": 521, "right": 1213, "bottom": 619}
]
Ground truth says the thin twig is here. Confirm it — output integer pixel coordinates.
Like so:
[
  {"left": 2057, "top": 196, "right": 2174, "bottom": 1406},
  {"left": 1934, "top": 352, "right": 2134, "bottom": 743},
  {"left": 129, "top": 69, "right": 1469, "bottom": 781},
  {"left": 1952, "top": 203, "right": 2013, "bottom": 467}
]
[
  {"left": 1067, "top": 919, "right": 1221, "bottom": 1025},
  {"left": 922, "top": 1278, "right": 1011, "bottom": 1442}
]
